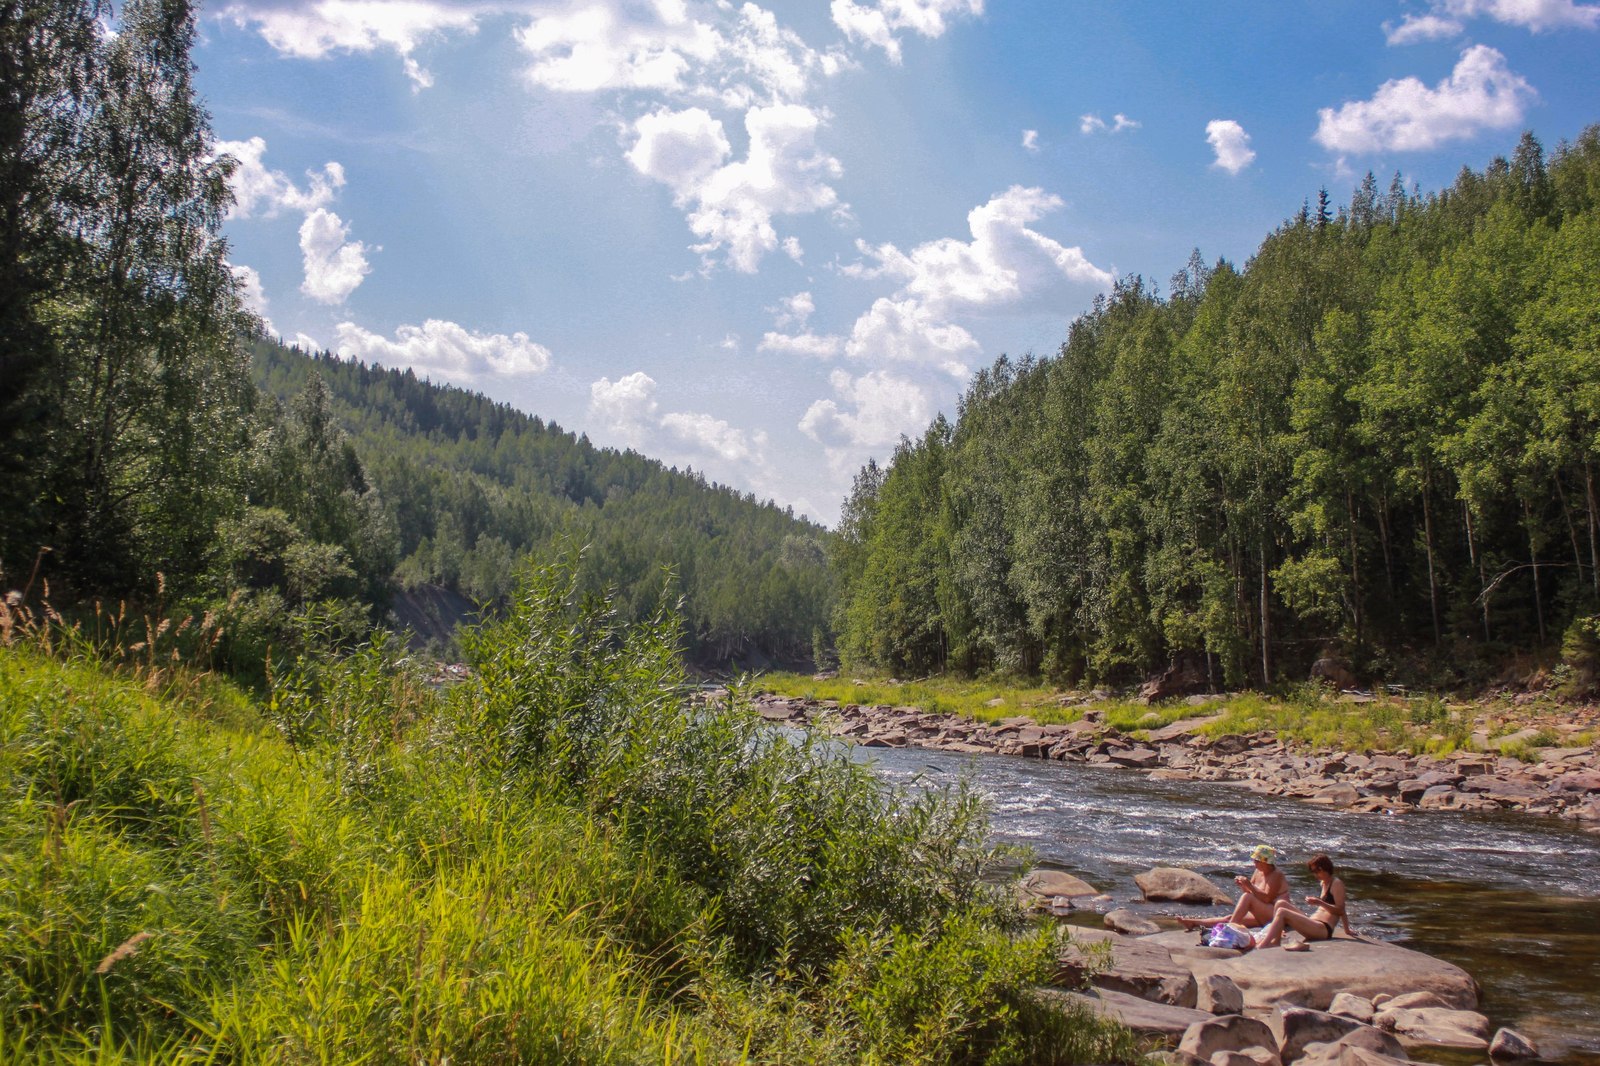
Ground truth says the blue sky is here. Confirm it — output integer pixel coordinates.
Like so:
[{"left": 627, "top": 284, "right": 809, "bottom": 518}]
[{"left": 195, "top": 0, "right": 1600, "bottom": 525}]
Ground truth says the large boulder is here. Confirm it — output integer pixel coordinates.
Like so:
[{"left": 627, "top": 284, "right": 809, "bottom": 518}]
[
  {"left": 1270, "top": 1005, "right": 1395, "bottom": 1063},
  {"left": 1136, "top": 867, "right": 1234, "bottom": 905},
  {"left": 1105, "top": 908, "right": 1162, "bottom": 936},
  {"left": 1057, "top": 930, "right": 1199, "bottom": 1007},
  {"left": 1020, "top": 869, "right": 1099, "bottom": 900},
  {"left": 1048, "top": 987, "right": 1213, "bottom": 1042},
  {"left": 1179, "top": 1015, "right": 1279, "bottom": 1063},
  {"left": 1143, "top": 932, "right": 1479, "bottom": 1013},
  {"left": 1197, "top": 973, "right": 1245, "bottom": 1015},
  {"left": 1488, "top": 1027, "right": 1540, "bottom": 1060},
  {"left": 1374, "top": 1006, "right": 1490, "bottom": 1051}
]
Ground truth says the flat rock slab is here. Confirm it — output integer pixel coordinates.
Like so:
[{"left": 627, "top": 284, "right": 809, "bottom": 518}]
[
  {"left": 1142, "top": 932, "right": 1478, "bottom": 1013},
  {"left": 1146, "top": 715, "right": 1224, "bottom": 742},
  {"left": 1052, "top": 988, "right": 1214, "bottom": 1042},
  {"left": 1059, "top": 930, "right": 1198, "bottom": 1007}
]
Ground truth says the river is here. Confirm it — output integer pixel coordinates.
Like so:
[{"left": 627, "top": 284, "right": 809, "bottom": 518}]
[{"left": 846, "top": 739, "right": 1600, "bottom": 1062}]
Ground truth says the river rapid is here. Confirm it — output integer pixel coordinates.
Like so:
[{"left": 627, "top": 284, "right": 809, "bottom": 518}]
[{"left": 846, "top": 739, "right": 1600, "bottom": 1063}]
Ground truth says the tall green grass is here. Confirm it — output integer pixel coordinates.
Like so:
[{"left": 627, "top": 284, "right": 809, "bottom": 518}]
[{"left": 0, "top": 561, "right": 1139, "bottom": 1064}]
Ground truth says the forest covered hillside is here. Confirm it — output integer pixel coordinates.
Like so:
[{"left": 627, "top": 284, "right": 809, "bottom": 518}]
[
  {"left": 249, "top": 339, "right": 832, "bottom": 667},
  {"left": 830, "top": 128, "right": 1600, "bottom": 692}
]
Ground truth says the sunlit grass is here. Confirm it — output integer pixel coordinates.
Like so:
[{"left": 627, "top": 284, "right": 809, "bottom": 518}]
[{"left": 757, "top": 673, "right": 1487, "bottom": 754}]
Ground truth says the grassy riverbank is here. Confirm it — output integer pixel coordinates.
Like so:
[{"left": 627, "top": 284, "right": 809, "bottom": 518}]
[
  {"left": 0, "top": 566, "right": 1140, "bottom": 1065},
  {"left": 756, "top": 673, "right": 1597, "bottom": 759}
]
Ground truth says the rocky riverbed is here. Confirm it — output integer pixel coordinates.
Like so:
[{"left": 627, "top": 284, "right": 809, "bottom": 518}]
[
  {"left": 750, "top": 693, "right": 1600, "bottom": 831},
  {"left": 1029, "top": 864, "right": 1537, "bottom": 1065}
]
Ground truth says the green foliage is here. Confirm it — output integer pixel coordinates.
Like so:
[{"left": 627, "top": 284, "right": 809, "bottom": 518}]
[
  {"left": 1, "top": 562, "right": 1136, "bottom": 1063},
  {"left": 833, "top": 129, "right": 1600, "bottom": 687}
]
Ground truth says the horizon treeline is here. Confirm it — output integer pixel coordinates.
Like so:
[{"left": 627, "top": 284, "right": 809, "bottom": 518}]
[
  {"left": 0, "top": 0, "right": 829, "bottom": 672},
  {"left": 832, "top": 128, "right": 1600, "bottom": 689}
]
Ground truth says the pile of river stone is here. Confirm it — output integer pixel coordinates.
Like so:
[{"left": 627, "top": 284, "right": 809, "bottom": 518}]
[
  {"left": 1023, "top": 867, "right": 1539, "bottom": 1066},
  {"left": 750, "top": 694, "right": 1600, "bottom": 830}
]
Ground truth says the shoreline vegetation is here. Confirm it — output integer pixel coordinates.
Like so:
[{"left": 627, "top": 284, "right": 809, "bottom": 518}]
[
  {"left": 752, "top": 674, "right": 1600, "bottom": 828},
  {"left": 0, "top": 563, "right": 1142, "bottom": 1064}
]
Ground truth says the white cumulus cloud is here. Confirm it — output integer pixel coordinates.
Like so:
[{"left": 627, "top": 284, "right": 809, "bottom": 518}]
[
  {"left": 845, "top": 185, "right": 1113, "bottom": 311},
  {"left": 799, "top": 367, "right": 935, "bottom": 451},
  {"left": 660, "top": 411, "right": 767, "bottom": 463},
  {"left": 216, "top": 0, "right": 482, "bottom": 88},
  {"left": 628, "top": 103, "right": 842, "bottom": 272},
  {"left": 337, "top": 319, "right": 552, "bottom": 379},
  {"left": 1384, "top": 13, "right": 1466, "bottom": 43},
  {"left": 299, "top": 208, "right": 371, "bottom": 304},
  {"left": 215, "top": 136, "right": 344, "bottom": 219},
  {"left": 230, "top": 263, "right": 273, "bottom": 332},
  {"left": 590, "top": 370, "right": 661, "bottom": 444},
  {"left": 1206, "top": 120, "right": 1256, "bottom": 174},
  {"left": 1441, "top": 0, "right": 1600, "bottom": 31},
  {"left": 1313, "top": 45, "right": 1535, "bottom": 154},
  {"left": 830, "top": 0, "right": 983, "bottom": 64},
  {"left": 1021, "top": 128, "right": 1039, "bottom": 152}
]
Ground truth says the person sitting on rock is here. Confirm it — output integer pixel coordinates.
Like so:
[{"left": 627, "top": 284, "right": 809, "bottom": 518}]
[
  {"left": 1178, "top": 844, "right": 1289, "bottom": 929},
  {"left": 1253, "top": 853, "right": 1349, "bottom": 950}
]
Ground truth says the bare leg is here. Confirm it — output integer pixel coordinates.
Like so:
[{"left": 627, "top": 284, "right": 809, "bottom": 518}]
[
  {"left": 1229, "top": 893, "right": 1276, "bottom": 928},
  {"left": 1258, "top": 908, "right": 1333, "bottom": 948}
]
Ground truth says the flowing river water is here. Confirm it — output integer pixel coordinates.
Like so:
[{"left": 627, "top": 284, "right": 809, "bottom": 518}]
[{"left": 843, "top": 739, "right": 1600, "bottom": 1063}]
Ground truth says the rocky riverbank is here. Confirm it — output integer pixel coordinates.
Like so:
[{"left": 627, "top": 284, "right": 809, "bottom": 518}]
[
  {"left": 749, "top": 693, "right": 1600, "bottom": 831},
  {"left": 1028, "top": 866, "right": 1538, "bottom": 1066}
]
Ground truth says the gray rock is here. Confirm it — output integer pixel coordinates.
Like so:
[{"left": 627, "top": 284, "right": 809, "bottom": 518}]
[
  {"left": 1057, "top": 930, "right": 1199, "bottom": 1007},
  {"left": 1140, "top": 931, "right": 1479, "bottom": 1013},
  {"left": 1328, "top": 992, "right": 1375, "bottom": 1024},
  {"left": 1049, "top": 987, "right": 1213, "bottom": 1041},
  {"left": 1020, "top": 869, "right": 1099, "bottom": 899},
  {"left": 1197, "top": 973, "right": 1245, "bottom": 1015},
  {"left": 1374, "top": 1005, "right": 1490, "bottom": 1051},
  {"left": 1211, "top": 1051, "right": 1282, "bottom": 1066},
  {"left": 1270, "top": 1004, "right": 1377, "bottom": 1063},
  {"left": 1135, "top": 867, "right": 1234, "bottom": 904},
  {"left": 1489, "top": 1027, "right": 1540, "bottom": 1060},
  {"left": 1105, "top": 908, "right": 1162, "bottom": 936},
  {"left": 1380, "top": 991, "right": 1450, "bottom": 1011},
  {"left": 1293, "top": 1026, "right": 1410, "bottom": 1066},
  {"left": 1180, "top": 1014, "right": 1279, "bottom": 1063}
]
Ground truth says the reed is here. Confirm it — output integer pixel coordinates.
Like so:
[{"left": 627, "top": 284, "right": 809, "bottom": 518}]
[{"left": 0, "top": 557, "right": 1139, "bottom": 1064}]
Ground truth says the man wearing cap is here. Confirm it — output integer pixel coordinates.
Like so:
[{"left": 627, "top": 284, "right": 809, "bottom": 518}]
[{"left": 1228, "top": 844, "right": 1290, "bottom": 927}]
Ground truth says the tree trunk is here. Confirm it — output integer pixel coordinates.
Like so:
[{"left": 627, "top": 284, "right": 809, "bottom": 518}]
[
  {"left": 1586, "top": 461, "right": 1599, "bottom": 601},
  {"left": 1421, "top": 473, "right": 1441, "bottom": 645},
  {"left": 1259, "top": 540, "right": 1272, "bottom": 685},
  {"left": 1525, "top": 498, "right": 1546, "bottom": 645}
]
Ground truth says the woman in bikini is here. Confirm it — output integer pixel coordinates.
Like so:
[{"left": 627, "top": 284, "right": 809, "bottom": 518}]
[{"left": 1254, "top": 853, "right": 1350, "bottom": 949}]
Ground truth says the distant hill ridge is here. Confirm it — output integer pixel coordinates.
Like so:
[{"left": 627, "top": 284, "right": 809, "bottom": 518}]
[{"left": 250, "top": 339, "right": 832, "bottom": 668}]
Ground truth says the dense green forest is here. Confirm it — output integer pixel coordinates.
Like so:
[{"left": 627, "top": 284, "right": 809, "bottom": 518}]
[
  {"left": 0, "top": 0, "right": 829, "bottom": 672},
  {"left": 250, "top": 339, "right": 832, "bottom": 666},
  {"left": 832, "top": 129, "right": 1600, "bottom": 689}
]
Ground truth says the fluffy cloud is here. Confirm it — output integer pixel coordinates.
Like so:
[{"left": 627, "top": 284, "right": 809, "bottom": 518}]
[
  {"left": 1080, "top": 112, "right": 1139, "bottom": 135},
  {"left": 216, "top": 137, "right": 344, "bottom": 219},
  {"left": 627, "top": 103, "right": 842, "bottom": 271},
  {"left": 336, "top": 319, "right": 552, "bottom": 378},
  {"left": 1206, "top": 120, "right": 1256, "bottom": 173},
  {"left": 1313, "top": 45, "right": 1535, "bottom": 154},
  {"left": 845, "top": 186, "right": 1113, "bottom": 311},
  {"left": 1021, "top": 128, "right": 1039, "bottom": 152},
  {"left": 760, "top": 330, "right": 845, "bottom": 358},
  {"left": 830, "top": 0, "right": 983, "bottom": 64},
  {"left": 660, "top": 411, "right": 767, "bottom": 462},
  {"left": 590, "top": 370, "right": 767, "bottom": 466},
  {"left": 216, "top": 0, "right": 483, "bottom": 88},
  {"left": 516, "top": 0, "right": 844, "bottom": 108},
  {"left": 1384, "top": 13, "right": 1465, "bottom": 43},
  {"left": 1440, "top": 0, "right": 1599, "bottom": 31},
  {"left": 230, "top": 263, "right": 273, "bottom": 332},
  {"left": 799, "top": 367, "right": 935, "bottom": 450},
  {"left": 843, "top": 297, "right": 977, "bottom": 376},
  {"left": 299, "top": 208, "right": 371, "bottom": 303}
]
